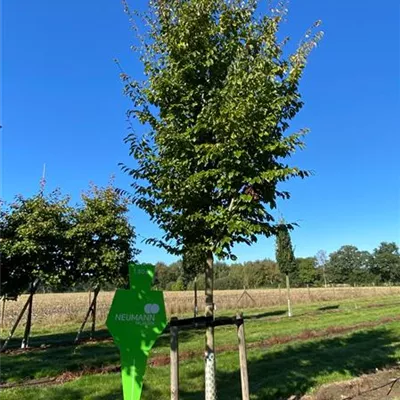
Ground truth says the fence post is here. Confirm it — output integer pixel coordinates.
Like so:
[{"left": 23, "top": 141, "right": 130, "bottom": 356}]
[
  {"left": 236, "top": 313, "right": 250, "bottom": 400},
  {"left": 170, "top": 317, "right": 179, "bottom": 400}
]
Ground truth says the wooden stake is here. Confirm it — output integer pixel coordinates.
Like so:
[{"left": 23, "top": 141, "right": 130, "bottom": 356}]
[
  {"left": 236, "top": 313, "right": 250, "bottom": 400},
  {"left": 1, "top": 280, "right": 39, "bottom": 352},
  {"left": 194, "top": 277, "right": 198, "bottom": 319},
  {"left": 75, "top": 286, "right": 100, "bottom": 343},
  {"left": 90, "top": 286, "right": 100, "bottom": 339},
  {"left": 21, "top": 292, "right": 33, "bottom": 349},
  {"left": 1, "top": 297, "right": 5, "bottom": 336},
  {"left": 170, "top": 317, "right": 179, "bottom": 400}
]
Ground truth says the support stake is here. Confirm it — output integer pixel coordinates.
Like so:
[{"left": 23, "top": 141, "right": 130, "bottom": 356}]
[
  {"left": 170, "top": 317, "right": 179, "bottom": 400},
  {"left": 236, "top": 313, "right": 250, "bottom": 400}
]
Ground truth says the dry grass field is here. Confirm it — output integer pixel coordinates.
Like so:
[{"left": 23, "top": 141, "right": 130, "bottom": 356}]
[{"left": 1, "top": 285, "right": 399, "bottom": 330}]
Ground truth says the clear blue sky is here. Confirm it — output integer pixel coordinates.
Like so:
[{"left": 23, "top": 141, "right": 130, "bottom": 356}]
[{"left": 2, "top": 1, "right": 399, "bottom": 264}]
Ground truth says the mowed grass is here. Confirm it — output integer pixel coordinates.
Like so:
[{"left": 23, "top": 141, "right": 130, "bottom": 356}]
[
  {"left": 3, "top": 321, "right": 400, "bottom": 400},
  {"left": 2, "top": 295, "right": 400, "bottom": 399}
]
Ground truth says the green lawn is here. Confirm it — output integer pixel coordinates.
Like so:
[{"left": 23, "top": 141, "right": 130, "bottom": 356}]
[{"left": 2, "top": 296, "right": 400, "bottom": 399}]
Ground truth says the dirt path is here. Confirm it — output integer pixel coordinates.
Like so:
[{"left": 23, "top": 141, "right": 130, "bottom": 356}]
[{"left": 301, "top": 367, "right": 400, "bottom": 400}]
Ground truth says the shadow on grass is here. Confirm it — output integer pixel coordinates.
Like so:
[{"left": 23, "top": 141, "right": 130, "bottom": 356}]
[
  {"left": 1, "top": 328, "right": 201, "bottom": 384},
  {"left": 180, "top": 327, "right": 399, "bottom": 400},
  {"left": 0, "top": 328, "right": 111, "bottom": 350},
  {"left": 1, "top": 342, "right": 120, "bottom": 384},
  {"left": 244, "top": 310, "right": 287, "bottom": 320},
  {"left": 318, "top": 305, "right": 340, "bottom": 312},
  {"left": 2, "top": 326, "right": 398, "bottom": 399}
]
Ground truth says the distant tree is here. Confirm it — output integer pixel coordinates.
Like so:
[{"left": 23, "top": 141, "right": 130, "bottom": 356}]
[
  {"left": 315, "top": 249, "right": 328, "bottom": 287},
  {"left": 370, "top": 242, "right": 400, "bottom": 284},
  {"left": 154, "top": 261, "right": 181, "bottom": 290},
  {"left": 154, "top": 262, "right": 170, "bottom": 289},
  {"left": 327, "top": 245, "right": 371, "bottom": 285},
  {"left": 181, "top": 245, "right": 206, "bottom": 289},
  {"left": 276, "top": 224, "right": 297, "bottom": 316},
  {"left": 294, "top": 257, "right": 318, "bottom": 286},
  {"left": 121, "top": 0, "right": 322, "bottom": 390}
]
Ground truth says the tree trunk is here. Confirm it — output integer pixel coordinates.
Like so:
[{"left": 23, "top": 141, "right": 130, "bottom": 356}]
[
  {"left": 323, "top": 266, "right": 327, "bottom": 288},
  {"left": 21, "top": 292, "right": 33, "bottom": 349},
  {"left": 286, "top": 274, "right": 292, "bottom": 317},
  {"left": 205, "top": 250, "right": 216, "bottom": 400}
]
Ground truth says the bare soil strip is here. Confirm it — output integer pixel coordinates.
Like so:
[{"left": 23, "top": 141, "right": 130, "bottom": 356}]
[{"left": 301, "top": 367, "right": 400, "bottom": 400}]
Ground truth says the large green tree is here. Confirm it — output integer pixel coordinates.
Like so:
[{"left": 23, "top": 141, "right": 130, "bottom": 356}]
[
  {"left": 370, "top": 242, "right": 400, "bottom": 284},
  {"left": 275, "top": 223, "right": 296, "bottom": 316},
  {"left": 121, "top": 0, "right": 322, "bottom": 394},
  {"left": 327, "top": 245, "right": 371, "bottom": 285}
]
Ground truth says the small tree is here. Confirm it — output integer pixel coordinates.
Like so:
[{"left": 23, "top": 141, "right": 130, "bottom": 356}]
[
  {"left": 315, "top": 249, "right": 328, "bottom": 287},
  {"left": 121, "top": 0, "right": 322, "bottom": 393},
  {"left": 69, "top": 183, "right": 138, "bottom": 340},
  {"left": 0, "top": 190, "right": 72, "bottom": 349},
  {"left": 275, "top": 224, "right": 296, "bottom": 317},
  {"left": 70, "top": 183, "right": 138, "bottom": 288}
]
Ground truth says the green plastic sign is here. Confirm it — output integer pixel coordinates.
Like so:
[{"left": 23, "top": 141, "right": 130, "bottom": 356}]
[{"left": 107, "top": 263, "right": 167, "bottom": 400}]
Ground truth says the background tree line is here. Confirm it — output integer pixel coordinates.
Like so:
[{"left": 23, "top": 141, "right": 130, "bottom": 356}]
[{"left": 153, "top": 242, "right": 400, "bottom": 291}]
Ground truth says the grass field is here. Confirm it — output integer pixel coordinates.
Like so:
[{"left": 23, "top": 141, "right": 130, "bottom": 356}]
[
  {"left": 1, "top": 285, "right": 399, "bottom": 330},
  {"left": 1, "top": 289, "right": 400, "bottom": 399}
]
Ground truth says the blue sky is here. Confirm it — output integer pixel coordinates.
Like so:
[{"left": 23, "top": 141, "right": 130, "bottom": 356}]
[{"left": 2, "top": 0, "right": 399, "bottom": 264}]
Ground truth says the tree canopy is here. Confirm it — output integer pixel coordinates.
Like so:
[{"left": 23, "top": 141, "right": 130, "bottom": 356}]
[
  {"left": 0, "top": 190, "right": 72, "bottom": 297},
  {"left": 121, "top": 0, "right": 323, "bottom": 259},
  {"left": 0, "top": 184, "right": 138, "bottom": 298},
  {"left": 326, "top": 245, "right": 371, "bottom": 285},
  {"left": 275, "top": 223, "right": 296, "bottom": 275},
  {"left": 369, "top": 242, "right": 400, "bottom": 284},
  {"left": 68, "top": 184, "right": 139, "bottom": 288}
]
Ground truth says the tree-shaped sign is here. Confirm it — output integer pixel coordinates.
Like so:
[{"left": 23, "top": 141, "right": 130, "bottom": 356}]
[{"left": 107, "top": 263, "right": 167, "bottom": 400}]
